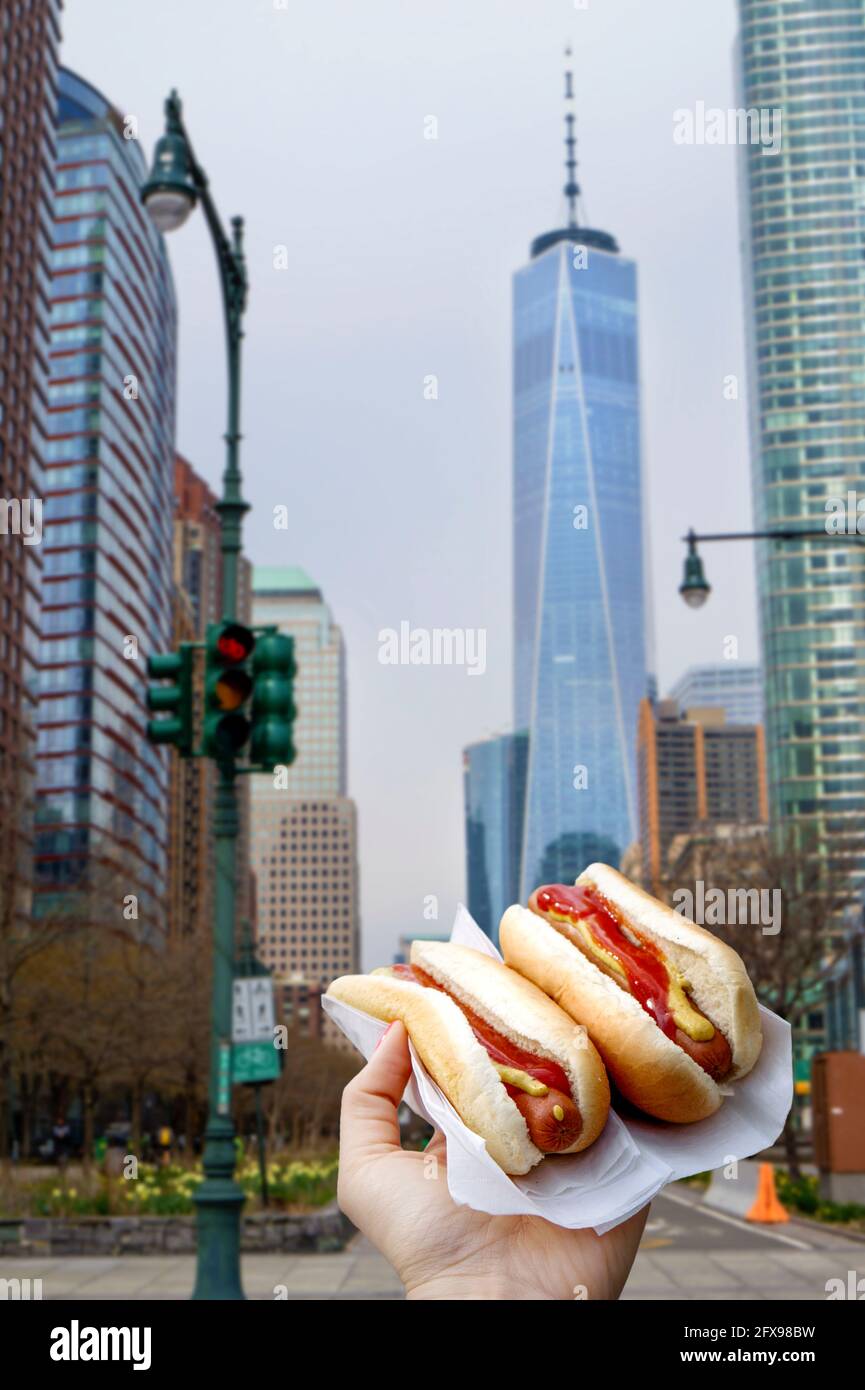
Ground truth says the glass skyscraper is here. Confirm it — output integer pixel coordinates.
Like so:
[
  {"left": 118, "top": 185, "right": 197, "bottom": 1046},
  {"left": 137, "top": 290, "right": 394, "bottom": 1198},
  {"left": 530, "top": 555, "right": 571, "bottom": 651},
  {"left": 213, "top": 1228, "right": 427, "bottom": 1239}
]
[
  {"left": 463, "top": 730, "right": 528, "bottom": 941},
  {"left": 514, "top": 81, "right": 648, "bottom": 897},
  {"left": 668, "top": 662, "right": 764, "bottom": 726},
  {"left": 737, "top": 0, "right": 865, "bottom": 882},
  {"left": 0, "top": 0, "right": 60, "bottom": 899},
  {"left": 250, "top": 568, "right": 359, "bottom": 1044},
  {"left": 35, "top": 69, "right": 177, "bottom": 934}
]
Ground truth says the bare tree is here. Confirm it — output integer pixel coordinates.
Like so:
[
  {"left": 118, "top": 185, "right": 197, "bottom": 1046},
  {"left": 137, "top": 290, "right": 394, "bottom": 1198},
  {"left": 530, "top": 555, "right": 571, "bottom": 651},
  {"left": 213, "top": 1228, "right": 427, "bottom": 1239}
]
[
  {"left": 0, "top": 770, "right": 88, "bottom": 1160},
  {"left": 659, "top": 823, "right": 861, "bottom": 1175}
]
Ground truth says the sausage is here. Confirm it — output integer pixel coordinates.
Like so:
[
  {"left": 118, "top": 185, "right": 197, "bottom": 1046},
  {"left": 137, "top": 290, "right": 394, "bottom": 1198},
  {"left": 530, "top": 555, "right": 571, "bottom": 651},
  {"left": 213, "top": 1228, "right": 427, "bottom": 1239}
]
[
  {"left": 537, "top": 902, "right": 733, "bottom": 1081},
  {"left": 508, "top": 1086, "right": 582, "bottom": 1152},
  {"left": 674, "top": 1025, "right": 732, "bottom": 1081}
]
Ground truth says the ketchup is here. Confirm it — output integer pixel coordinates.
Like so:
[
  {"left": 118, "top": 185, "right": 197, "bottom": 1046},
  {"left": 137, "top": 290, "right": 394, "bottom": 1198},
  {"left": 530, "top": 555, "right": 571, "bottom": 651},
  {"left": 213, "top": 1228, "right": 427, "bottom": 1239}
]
[
  {"left": 392, "top": 962, "right": 572, "bottom": 1097},
  {"left": 535, "top": 884, "right": 681, "bottom": 1042}
]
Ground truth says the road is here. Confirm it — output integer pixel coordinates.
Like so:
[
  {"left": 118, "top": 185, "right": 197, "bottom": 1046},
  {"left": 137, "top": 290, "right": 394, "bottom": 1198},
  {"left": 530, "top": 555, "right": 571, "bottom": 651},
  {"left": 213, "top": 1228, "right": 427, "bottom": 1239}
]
[
  {"left": 621, "top": 1183, "right": 864, "bottom": 1300},
  {"left": 1, "top": 1183, "right": 862, "bottom": 1299}
]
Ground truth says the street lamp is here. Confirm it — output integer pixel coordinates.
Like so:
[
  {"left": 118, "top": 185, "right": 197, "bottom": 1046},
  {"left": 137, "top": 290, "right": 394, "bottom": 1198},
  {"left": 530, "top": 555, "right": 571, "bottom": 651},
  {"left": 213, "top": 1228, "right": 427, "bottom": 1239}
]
[
  {"left": 679, "top": 523, "right": 865, "bottom": 608},
  {"left": 141, "top": 99, "right": 196, "bottom": 231},
  {"left": 143, "top": 89, "right": 250, "bottom": 1302},
  {"left": 679, "top": 529, "right": 711, "bottom": 609}
]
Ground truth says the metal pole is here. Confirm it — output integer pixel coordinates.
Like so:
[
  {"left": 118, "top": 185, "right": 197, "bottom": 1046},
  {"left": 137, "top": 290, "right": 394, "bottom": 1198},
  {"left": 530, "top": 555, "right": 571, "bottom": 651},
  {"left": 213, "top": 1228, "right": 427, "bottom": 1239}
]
[
  {"left": 176, "top": 115, "right": 249, "bottom": 1301},
  {"left": 254, "top": 1085, "right": 269, "bottom": 1209},
  {"left": 192, "top": 763, "right": 245, "bottom": 1299}
]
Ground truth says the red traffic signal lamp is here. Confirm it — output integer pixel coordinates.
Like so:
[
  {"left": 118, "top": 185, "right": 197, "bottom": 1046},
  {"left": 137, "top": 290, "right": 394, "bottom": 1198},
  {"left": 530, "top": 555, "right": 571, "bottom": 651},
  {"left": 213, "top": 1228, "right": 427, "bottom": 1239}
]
[{"left": 203, "top": 621, "right": 255, "bottom": 757}]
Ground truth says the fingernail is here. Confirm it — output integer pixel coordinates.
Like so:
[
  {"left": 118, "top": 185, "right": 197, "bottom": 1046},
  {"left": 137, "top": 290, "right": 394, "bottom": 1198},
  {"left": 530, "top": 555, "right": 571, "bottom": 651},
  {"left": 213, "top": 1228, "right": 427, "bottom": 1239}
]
[{"left": 374, "top": 1021, "right": 395, "bottom": 1052}]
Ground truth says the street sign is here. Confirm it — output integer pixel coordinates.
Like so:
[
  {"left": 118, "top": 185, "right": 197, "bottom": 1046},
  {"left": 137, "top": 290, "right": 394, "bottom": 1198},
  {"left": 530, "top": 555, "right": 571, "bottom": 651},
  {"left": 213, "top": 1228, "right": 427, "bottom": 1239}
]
[
  {"left": 233, "top": 1041, "right": 280, "bottom": 1086},
  {"left": 232, "top": 976, "right": 275, "bottom": 1044}
]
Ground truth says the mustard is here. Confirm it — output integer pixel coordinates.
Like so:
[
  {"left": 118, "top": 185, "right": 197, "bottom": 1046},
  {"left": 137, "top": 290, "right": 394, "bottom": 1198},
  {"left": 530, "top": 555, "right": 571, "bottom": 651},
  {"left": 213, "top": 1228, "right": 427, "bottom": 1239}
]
[
  {"left": 493, "top": 1064, "right": 549, "bottom": 1096},
  {"left": 548, "top": 908, "right": 714, "bottom": 1042},
  {"left": 549, "top": 909, "right": 628, "bottom": 982},
  {"left": 665, "top": 966, "right": 715, "bottom": 1041}
]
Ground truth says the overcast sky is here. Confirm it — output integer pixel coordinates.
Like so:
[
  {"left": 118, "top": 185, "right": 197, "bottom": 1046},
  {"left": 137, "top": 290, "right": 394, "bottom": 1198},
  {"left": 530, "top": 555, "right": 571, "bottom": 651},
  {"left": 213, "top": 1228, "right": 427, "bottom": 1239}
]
[{"left": 62, "top": 0, "right": 758, "bottom": 967}]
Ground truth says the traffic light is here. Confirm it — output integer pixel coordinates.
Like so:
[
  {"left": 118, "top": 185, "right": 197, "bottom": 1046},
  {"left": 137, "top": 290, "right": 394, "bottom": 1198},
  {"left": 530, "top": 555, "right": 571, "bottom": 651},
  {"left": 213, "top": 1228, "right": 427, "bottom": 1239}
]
[
  {"left": 203, "top": 621, "right": 256, "bottom": 757},
  {"left": 249, "top": 630, "right": 296, "bottom": 770},
  {"left": 146, "top": 646, "right": 194, "bottom": 752}
]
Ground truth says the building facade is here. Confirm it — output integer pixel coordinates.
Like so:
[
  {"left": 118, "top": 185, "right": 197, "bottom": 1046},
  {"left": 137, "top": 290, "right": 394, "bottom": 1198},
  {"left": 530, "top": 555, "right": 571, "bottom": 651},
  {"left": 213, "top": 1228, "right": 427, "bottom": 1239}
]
[
  {"left": 170, "top": 454, "right": 220, "bottom": 942},
  {"left": 637, "top": 697, "right": 768, "bottom": 886},
  {"left": 169, "top": 453, "right": 253, "bottom": 939},
  {"left": 254, "top": 795, "right": 358, "bottom": 987},
  {"left": 251, "top": 566, "right": 345, "bottom": 798},
  {"left": 514, "top": 114, "right": 648, "bottom": 896},
  {"left": 824, "top": 913, "right": 865, "bottom": 1052},
  {"left": 668, "top": 662, "right": 764, "bottom": 726},
  {"left": 737, "top": 0, "right": 865, "bottom": 885},
  {"left": 35, "top": 69, "right": 176, "bottom": 935},
  {"left": 249, "top": 568, "right": 359, "bottom": 1044},
  {"left": 0, "top": 0, "right": 61, "bottom": 879},
  {"left": 463, "top": 730, "right": 527, "bottom": 941}
]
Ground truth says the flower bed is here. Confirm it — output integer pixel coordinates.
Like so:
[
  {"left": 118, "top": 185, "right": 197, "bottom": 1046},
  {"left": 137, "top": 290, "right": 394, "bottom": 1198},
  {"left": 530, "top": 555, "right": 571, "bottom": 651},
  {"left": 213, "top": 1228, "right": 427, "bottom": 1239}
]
[{"left": 23, "top": 1157, "right": 338, "bottom": 1218}]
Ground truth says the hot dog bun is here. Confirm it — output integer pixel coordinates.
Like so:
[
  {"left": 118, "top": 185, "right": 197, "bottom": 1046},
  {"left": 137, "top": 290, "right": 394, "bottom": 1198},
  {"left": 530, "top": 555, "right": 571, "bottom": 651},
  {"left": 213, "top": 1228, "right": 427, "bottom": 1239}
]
[
  {"left": 500, "top": 863, "right": 762, "bottom": 1124},
  {"left": 327, "top": 940, "right": 610, "bottom": 1174}
]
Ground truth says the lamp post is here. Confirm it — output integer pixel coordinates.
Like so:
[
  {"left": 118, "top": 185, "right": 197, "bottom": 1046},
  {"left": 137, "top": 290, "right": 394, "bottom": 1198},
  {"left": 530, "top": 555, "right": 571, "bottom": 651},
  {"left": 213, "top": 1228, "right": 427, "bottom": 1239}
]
[
  {"left": 679, "top": 520, "right": 865, "bottom": 1125},
  {"left": 142, "top": 90, "right": 249, "bottom": 1301},
  {"left": 678, "top": 523, "right": 864, "bottom": 608}
]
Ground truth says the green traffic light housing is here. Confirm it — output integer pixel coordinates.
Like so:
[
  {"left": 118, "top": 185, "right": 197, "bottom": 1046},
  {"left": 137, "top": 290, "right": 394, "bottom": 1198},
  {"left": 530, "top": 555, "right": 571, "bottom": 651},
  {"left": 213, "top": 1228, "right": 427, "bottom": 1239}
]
[
  {"left": 146, "top": 646, "right": 194, "bottom": 752},
  {"left": 203, "top": 621, "right": 256, "bottom": 758},
  {"left": 250, "top": 631, "right": 297, "bottom": 769}
]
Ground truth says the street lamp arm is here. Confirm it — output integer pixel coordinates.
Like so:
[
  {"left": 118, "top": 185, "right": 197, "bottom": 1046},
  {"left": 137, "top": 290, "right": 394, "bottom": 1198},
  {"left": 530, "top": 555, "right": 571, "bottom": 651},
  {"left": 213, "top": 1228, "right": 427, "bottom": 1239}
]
[
  {"left": 679, "top": 522, "right": 865, "bottom": 608},
  {"left": 158, "top": 90, "right": 249, "bottom": 620},
  {"left": 683, "top": 528, "right": 864, "bottom": 544},
  {"left": 165, "top": 92, "right": 248, "bottom": 338}
]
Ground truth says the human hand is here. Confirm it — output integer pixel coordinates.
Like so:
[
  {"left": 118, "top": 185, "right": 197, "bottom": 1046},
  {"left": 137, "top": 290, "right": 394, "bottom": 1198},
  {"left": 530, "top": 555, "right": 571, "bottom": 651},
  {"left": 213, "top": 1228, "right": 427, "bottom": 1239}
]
[{"left": 337, "top": 1020, "right": 649, "bottom": 1300}]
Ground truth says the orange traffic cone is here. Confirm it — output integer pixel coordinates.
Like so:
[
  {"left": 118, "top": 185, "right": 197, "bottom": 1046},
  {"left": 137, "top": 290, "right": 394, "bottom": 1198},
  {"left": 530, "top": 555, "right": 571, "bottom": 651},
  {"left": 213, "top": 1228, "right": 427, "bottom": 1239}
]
[{"left": 746, "top": 1163, "right": 789, "bottom": 1223}]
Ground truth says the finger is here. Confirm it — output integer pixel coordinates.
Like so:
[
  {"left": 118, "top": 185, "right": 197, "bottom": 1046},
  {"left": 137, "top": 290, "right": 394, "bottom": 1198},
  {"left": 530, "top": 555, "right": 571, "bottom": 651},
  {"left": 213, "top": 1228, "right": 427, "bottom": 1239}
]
[
  {"left": 340, "top": 1020, "right": 413, "bottom": 1158},
  {"left": 424, "top": 1129, "right": 447, "bottom": 1160}
]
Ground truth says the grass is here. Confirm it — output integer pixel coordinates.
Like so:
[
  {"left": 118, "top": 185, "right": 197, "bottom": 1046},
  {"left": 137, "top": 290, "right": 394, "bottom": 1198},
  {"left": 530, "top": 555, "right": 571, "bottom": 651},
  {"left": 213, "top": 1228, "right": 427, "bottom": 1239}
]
[
  {"left": 775, "top": 1172, "right": 865, "bottom": 1230},
  {"left": 677, "top": 1168, "right": 865, "bottom": 1232}
]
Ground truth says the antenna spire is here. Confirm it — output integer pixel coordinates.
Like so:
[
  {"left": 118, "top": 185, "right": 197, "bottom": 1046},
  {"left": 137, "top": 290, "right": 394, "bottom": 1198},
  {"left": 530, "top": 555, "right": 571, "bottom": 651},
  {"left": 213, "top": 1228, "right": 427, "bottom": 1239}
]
[{"left": 563, "top": 46, "right": 579, "bottom": 229}]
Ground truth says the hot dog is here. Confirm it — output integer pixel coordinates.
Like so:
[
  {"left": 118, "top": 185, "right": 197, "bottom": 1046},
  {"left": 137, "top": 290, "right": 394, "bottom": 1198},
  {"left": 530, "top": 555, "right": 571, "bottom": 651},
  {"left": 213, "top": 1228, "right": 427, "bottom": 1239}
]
[
  {"left": 327, "top": 940, "right": 610, "bottom": 1174},
  {"left": 499, "top": 864, "right": 762, "bottom": 1124},
  {"left": 391, "top": 960, "right": 583, "bottom": 1152}
]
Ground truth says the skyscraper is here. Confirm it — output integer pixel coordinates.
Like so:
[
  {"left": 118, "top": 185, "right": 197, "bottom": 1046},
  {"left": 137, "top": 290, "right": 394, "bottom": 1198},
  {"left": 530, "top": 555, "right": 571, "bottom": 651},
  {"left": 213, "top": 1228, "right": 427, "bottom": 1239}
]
[
  {"left": 737, "top": 0, "right": 865, "bottom": 881},
  {"left": 249, "top": 568, "right": 359, "bottom": 1042},
  {"left": 463, "top": 730, "right": 527, "bottom": 941},
  {"left": 0, "top": 0, "right": 61, "bottom": 880},
  {"left": 668, "top": 662, "right": 764, "bottom": 726},
  {"left": 35, "top": 69, "right": 177, "bottom": 935},
  {"left": 514, "top": 62, "right": 648, "bottom": 897},
  {"left": 637, "top": 698, "right": 768, "bottom": 887},
  {"left": 252, "top": 566, "right": 346, "bottom": 799}
]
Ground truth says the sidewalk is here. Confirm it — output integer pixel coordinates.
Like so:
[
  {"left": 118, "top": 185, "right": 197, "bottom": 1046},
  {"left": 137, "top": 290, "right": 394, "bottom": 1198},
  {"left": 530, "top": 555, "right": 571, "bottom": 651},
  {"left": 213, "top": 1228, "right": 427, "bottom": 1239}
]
[
  {"left": 1, "top": 1235, "right": 404, "bottom": 1300},
  {"left": 3, "top": 1207, "right": 862, "bottom": 1300}
]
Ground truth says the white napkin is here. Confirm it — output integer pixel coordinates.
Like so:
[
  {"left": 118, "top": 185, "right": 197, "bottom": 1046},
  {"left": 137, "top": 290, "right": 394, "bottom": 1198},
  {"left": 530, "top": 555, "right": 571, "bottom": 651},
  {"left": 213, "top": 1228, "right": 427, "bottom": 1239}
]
[{"left": 322, "top": 904, "right": 793, "bottom": 1233}]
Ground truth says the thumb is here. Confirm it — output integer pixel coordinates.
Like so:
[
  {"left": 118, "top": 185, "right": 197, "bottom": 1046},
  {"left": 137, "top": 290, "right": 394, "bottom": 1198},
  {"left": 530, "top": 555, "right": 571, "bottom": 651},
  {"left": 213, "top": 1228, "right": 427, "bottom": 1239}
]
[{"left": 339, "top": 1020, "right": 413, "bottom": 1159}]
